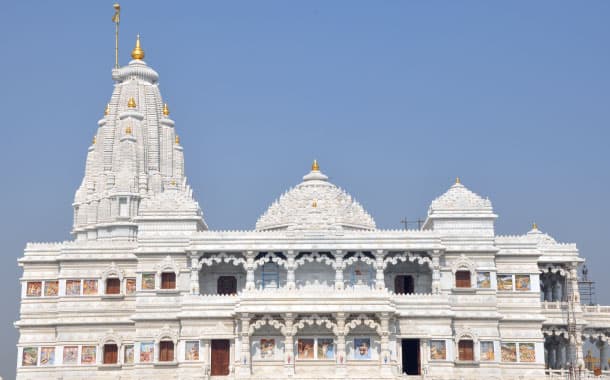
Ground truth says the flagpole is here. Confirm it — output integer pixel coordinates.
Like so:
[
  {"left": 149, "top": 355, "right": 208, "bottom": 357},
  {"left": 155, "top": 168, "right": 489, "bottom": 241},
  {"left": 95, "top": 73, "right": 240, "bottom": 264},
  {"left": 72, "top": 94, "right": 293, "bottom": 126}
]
[{"left": 113, "top": 3, "right": 121, "bottom": 68}]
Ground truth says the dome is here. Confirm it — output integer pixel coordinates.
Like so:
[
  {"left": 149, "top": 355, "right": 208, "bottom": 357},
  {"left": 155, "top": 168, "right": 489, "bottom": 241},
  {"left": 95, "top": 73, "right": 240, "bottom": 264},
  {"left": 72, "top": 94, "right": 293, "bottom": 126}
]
[
  {"left": 255, "top": 162, "right": 376, "bottom": 232},
  {"left": 427, "top": 179, "right": 493, "bottom": 216}
]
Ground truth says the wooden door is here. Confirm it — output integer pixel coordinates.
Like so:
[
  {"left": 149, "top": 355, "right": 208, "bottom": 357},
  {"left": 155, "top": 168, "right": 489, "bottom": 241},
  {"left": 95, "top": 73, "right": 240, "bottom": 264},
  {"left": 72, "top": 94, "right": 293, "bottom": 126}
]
[
  {"left": 211, "top": 339, "right": 230, "bottom": 376},
  {"left": 103, "top": 344, "right": 118, "bottom": 364},
  {"left": 217, "top": 276, "right": 237, "bottom": 295}
]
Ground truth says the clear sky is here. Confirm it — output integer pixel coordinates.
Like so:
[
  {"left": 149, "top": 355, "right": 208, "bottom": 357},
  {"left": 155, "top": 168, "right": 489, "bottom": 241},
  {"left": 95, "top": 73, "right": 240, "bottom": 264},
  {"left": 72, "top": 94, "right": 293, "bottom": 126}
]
[{"left": 1, "top": 1, "right": 609, "bottom": 377}]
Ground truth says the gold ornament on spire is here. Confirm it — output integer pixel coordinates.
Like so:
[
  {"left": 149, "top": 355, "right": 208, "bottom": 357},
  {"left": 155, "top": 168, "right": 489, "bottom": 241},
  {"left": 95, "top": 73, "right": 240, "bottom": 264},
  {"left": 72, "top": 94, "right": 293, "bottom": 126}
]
[
  {"left": 175, "top": 135, "right": 180, "bottom": 144},
  {"left": 131, "top": 34, "right": 145, "bottom": 60},
  {"left": 104, "top": 104, "right": 110, "bottom": 116},
  {"left": 532, "top": 222, "right": 538, "bottom": 230},
  {"left": 312, "top": 199, "right": 318, "bottom": 208},
  {"left": 125, "top": 125, "right": 132, "bottom": 135},
  {"left": 455, "top": 177, "right": 461, "bottom": 184},
  {"left": 312, "top": 159, "right": 320, "bottom": 171},
  {"left": 127, "top": 97, "right": 136, "bottom": 108},
  {"left": 92, "top": 135, "right": 97, "bottom": 144},
  {"left": 163, "top": 103, "right": 170, "bottom": 116}
]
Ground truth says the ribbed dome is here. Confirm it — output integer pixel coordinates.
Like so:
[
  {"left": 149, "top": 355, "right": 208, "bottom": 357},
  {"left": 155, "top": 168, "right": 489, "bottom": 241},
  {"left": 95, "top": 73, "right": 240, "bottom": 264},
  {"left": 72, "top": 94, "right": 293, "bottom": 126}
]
[{"left": 255, "top": 163, "right": 376, "bottom": 232}]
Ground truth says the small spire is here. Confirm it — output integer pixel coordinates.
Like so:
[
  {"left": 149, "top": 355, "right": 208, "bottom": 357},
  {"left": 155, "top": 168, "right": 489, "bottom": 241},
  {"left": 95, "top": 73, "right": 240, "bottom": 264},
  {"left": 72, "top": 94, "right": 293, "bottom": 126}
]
[
  {"left": 455, "top": 177, "right": 461, "bottom": 184},
  {"left": 92, "top": 135, "right": 96, "bottom": 144},
  {"left": 104, "top": 104, "right": 110, "bottom": 116},
  {"left": 163, "top": 103, "right": 170, "bottom": 116},
  {"left": 125, "top": 125, "right": 132, "bottom": 135},
  {"left": 532, "top": 222, "right": 538, "bottom": 230},
  {"left": 312, "top": 199, "right": 317, "bottom": 208},
  {"left": 312, "top": 159, "right": 320, "bottom": 171},
  {"left": 175, "top": 135, "right": 180, "bottom": 144},
  {"left": 127, "top": 97, "right": 136, "bottom": 108},
  {"left": 131, "top": 34, "right": 145, "bottom": 60}
]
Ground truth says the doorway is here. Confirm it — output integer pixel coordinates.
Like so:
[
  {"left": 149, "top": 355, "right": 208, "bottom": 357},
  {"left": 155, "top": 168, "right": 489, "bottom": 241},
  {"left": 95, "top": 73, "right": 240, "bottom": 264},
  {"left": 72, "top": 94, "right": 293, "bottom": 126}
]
[
  {"left": 395, "top": 275, "right": 415, "bottom": 294},
  {"left": 402, "top": 339, "right": 420, "bottom": 375},
  {"left": 211, "top": 339, "right": 230, "bottom": 376}
]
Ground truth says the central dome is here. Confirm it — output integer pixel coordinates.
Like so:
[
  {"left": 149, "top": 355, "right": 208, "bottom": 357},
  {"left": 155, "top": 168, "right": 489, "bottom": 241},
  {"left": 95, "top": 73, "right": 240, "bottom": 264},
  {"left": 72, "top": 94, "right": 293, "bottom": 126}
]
[{"left": 255, "top": 161, "right": 376, "bottom": 232}]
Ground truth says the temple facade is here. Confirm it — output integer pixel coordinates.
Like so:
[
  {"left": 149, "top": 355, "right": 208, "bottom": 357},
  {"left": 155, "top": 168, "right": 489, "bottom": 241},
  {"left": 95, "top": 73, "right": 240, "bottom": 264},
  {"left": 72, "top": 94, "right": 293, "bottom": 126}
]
[{"left": 16, "top": 36, "right": 610, "bottom": 380}]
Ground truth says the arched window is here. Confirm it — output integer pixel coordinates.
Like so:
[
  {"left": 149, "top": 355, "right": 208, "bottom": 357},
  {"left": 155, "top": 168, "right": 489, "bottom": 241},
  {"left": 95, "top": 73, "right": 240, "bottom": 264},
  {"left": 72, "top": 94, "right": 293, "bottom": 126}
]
[
  {"left": 161, "top": 272, "right": 176, "bottom": 289},
  {"left": 455, "top": 271, "right": 471, "bottom": 288},
  {"left": 103, "top": 343, "right": 118, "bottom": 364},
  {"left": 105, "top": 278, "right": 121, "bottom": 295},
  {"left": 458, "top": 340, "right": 474, "bottom": 361},
  {"left": 159, "top": 340, "right": 174, "bottom": 362}
]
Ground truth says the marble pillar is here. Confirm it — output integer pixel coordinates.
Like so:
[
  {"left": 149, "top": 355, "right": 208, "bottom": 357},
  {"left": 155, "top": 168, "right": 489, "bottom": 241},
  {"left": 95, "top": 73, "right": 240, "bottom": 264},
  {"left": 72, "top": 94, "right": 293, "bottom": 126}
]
[
  {"left": 189, "top": 252, "right": 200, "bottom": 295},
  {"left": 380, "top": 313, "right": 392, "bottom": 375},
  {"left": 334, "top": 251, "right": 344, "bottom": 290},
  {"left": 375, "top": 250, "right": 385, "bottom": 290},
  {"left": 238, "top": 314, "right": 251, "bottom": 376},
  {"left": 432, "top": 251, "right": 441, "bottom": 295},
  {"left": 335, "top": 312, "right": 347, "bottom": 376},
  {"left": 245, "top": 251, "right": 255, "bottom": 290},
  {"left": 284, "top": 313, "right": 295, "bottom": 376},
  {"left": 286, "top": 251, "right": 295, "bottom": 290}
]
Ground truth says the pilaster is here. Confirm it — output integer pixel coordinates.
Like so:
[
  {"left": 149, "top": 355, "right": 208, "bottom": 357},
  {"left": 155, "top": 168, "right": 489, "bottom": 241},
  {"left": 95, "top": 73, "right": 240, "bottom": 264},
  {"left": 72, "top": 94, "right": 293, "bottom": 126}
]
[{"left": 283, "top": 313, "right": 295, "bottom": 376}]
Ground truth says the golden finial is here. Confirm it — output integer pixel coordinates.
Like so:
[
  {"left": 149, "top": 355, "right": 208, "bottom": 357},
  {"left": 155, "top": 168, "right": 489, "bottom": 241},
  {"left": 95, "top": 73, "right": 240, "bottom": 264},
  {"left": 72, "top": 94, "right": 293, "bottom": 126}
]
[
  {"left": 163, "top": 103, "right": 170, "bottom": 116},
  {"left": 455, "top": 177, "right": 461, "bottom": 184},
  {"left": 312, "top": 199, "right": 317, "bottom": 208},
  {"left": 312, "top": 159, "right": 320, "bottom": 171},
  {"left": 92, "top": 135, "right": 96, "bottom": 144},
  {"left": 127, "top": 97, "right": 136, "bottom": 108},
  {"left": 104, "top": 104, "right": 110, "bottom": 116},
  {"left": 131, "top": 34, "right": 145, "bottom": 60},
  {"left": 532, "top": 222, "right": 538, "bottom": 230},
  {"left": 170, "top": 179, "right": 176, "bottom": 186},
  {"left": 125, "top": 125, "right": 132, "bottom": 135},
  {"left": 175, "top": 135, "right": 180, "bottom": 144}
]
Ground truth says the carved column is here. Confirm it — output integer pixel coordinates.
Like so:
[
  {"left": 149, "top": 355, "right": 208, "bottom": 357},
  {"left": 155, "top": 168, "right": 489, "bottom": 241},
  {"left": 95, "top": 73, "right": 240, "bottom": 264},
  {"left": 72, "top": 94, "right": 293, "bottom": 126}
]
[
  {"left": 284, "top": 313, "right": 295, "bottom": 376},
  {"left": 544, "top": 275, "right": 552, "bottom": 302},
  {"left": 189, "top": 252, "right": 200, "bottom": 295},
  {"left": 286, "top": 251, "right": 296, "bottom": 290},
  {"left": 334, "top": 250, "right": 344, "bottom": 290},
  {"left": 432, "top": 250, "right": 441, "bottom": 295},
  {"left": 380, "top": 313, "right": 392, "bottom": 375},
  {"left": 335, "top": 312, "right": 347, "bottom": 376},
  {"left": 238, "top": 314, "right": 251, "bottom": 376},
  {"left": 375, "top": 250, "right": 385, "bottom": 290},
  {"left": 569, "top": 266, "right": 580, "bottom": 304},
  {"left": 245, "top": 251, "right": 255, "bottom": 290},
  {"left": 599, "top": 340, "right": 608, "bottom": 371}
]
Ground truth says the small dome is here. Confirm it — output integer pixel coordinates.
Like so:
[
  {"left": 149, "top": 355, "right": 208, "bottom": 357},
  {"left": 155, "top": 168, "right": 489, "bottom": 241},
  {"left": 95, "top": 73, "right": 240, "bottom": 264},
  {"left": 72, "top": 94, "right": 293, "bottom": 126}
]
[
  {"left": 255, "top": 162, "right": 376, "bottom": 232},
  {"left": 428, "top": 181, "right": 493, "bottom": 216}
]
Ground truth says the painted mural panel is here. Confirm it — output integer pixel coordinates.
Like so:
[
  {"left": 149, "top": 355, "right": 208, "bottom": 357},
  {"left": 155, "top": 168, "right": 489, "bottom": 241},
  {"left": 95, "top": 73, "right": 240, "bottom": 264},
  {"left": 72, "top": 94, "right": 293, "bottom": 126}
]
[
  {"left": 83, "top": 279, "right": 98, "bottom": 295},
  {"left": 63, "top": 346, "right": 78, "bottom": 364},
  {"left": 519, "top": 343, "right": 536, "bottom": 362},
  {"left": 44, "top": 281, "right": 59, "bottom": 296},
  {"left": 297, "top": 339, "right": 314, "bottom": 359},
  {"left": 66, "top": 280, "right": 81, "bottom": 296},
  {"left": 142, "top": 274, "right": 155, "bottom": 290},
  {"left": 260, "top": 339, "right": 275, "bottom": 359},
  {"left": 22, "top": 347, "right": 38, "bottom": 366},
  {"left": 126, "top": 278, "right": 136, "bottom": 295},
  {"left": 40, "top": 347, "right": 55, "bottom": 365},
  {"left": 515, "top": 275, "right": 531, "bottom": 291},
  {"left": 124, "top": 345, "right": 134, "bottom": 364},
  {"left": 497, "top": 275, "right": 513, "bottom": 291},
  {"left": 140, "top": 342, "right": 154, "bottom": 362},
  {"left": 477, "top": 272, "right": 491, "bottom": 288},
  {"left": 26, "top": 281, "right": 42, "bottom": 297},
  {"left": 317, "top": 338, "right": 335, "bottom": 360},
  {"left": 480, "top": 341, "right": 494, "bottom": 361},
  {"left": 354, "top": 338, "right": 371, "bottom": 360},
  {"left": 430, "top": 340, "right": 446, "bottom": 360},
  {"left": 185, "top": 341, "right": 200, "bottom": 360},
  {"left": 81, "top": 345, "right": 96, "bottom": 364},
  {"left": 501, "top": 342, "right": 517, "bottom": 362}
]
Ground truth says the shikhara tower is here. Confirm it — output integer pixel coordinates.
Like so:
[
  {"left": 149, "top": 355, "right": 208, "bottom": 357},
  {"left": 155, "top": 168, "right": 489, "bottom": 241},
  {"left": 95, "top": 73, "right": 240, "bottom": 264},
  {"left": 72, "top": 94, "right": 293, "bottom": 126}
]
[{"left": 16, "top": 24, "right": 610, "bottom": 380}]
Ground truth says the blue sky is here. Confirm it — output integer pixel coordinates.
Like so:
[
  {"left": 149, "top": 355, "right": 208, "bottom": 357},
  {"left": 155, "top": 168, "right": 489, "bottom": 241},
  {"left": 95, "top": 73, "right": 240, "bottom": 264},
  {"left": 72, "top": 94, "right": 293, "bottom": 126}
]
[{"left": 1, "top": 1, "right": 609, "bottom": 376}]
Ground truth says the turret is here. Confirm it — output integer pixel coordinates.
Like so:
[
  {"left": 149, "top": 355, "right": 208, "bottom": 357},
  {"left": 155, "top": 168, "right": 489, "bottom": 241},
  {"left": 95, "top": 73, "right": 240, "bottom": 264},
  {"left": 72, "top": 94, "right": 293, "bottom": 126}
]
[{"left": 72, "top": 36, "right": 206, "bottom": 241}]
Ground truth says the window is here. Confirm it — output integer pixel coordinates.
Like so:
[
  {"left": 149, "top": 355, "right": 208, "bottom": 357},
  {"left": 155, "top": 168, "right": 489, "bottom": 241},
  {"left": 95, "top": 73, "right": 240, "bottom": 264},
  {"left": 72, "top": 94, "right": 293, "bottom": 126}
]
[
  {"left": 66, "top": 280, "right": 81, "bottom": 295},
  {"left": 119, "top": 197, "right": 128, "bottom": 217},
  {"left": 217, "top": 276, "right": 237, "bottom": 295},
  {"left": 124, "top": 344, "right": 134, "bottom": 364},
  {"left": 497, "top": 274, "right": 513, "bottom": 291},
  {"left": 125, "top": 278, "right": 136, "bottom": 295},
  {"left": 458, "top": 340, "right": 474, "bottom": 361},
  {"left": 142, "top": 273, "right": 155, "bottom": 290},
  {"left": 515, "top": 275, "right": 531, "bottom": 291},
  {"left": 44, "top": 281, "right": 59, "bottom": 296},
  {"left": 480, "top": 341, "right": 494, "bottom": 361},
  {"left": 394, "top": 275, "right": 415, "bottom": 294},
  {"left": 262, "top": 262, "right": 279, "bottom": 289},
  {"left": 103, "top": 344, "right": 118, "bottom": 364},
  {"left": 476, "top": 272, "right": 491, "bottom": 288},
  {"left": 159, "top": 341, "right": 174, "bottom": 362},
  {"left": 455, "top": 271, "right": 471, "bottom": 288},
  {"left": 161, "top": 272, "right": 176, "bottom": 289},
  {"left": 105, "top": 278, "right": 121, "bottom": 295}
]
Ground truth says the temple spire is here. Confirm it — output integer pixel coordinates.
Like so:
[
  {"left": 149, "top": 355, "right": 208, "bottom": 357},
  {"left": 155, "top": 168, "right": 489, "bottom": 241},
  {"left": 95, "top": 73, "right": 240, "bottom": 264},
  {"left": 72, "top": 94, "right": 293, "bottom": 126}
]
[{"left": 131, "top": 34, "right": 145, "bottom": 60}]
